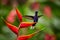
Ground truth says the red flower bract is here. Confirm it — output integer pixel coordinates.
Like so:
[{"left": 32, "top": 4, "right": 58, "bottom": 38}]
[
  {"left": 16, "top": 8, "right": 22, "bottom": 22},
  {"left": 2, "top": 18, "right": 18, "bottom": 35},
  {"left": 19, "top": 22, "right": 36, "bottom": 28},
  {"left": 17, "top": 31, "right": 40, "bottom": 40}
]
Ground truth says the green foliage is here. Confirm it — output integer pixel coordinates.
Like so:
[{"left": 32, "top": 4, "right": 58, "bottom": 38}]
[{"left": 0, "top": 0, "right": 60, "bottom": 40}]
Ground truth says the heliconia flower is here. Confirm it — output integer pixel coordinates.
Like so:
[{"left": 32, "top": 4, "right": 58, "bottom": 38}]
[
  {"left": 45, "top": 34, "right": 56, "bottom": 40},
  {"left": 17, "top": 30, "right": 40, "bottom": 40},
  {"left": 16, "top": 8, "right": 22, "bottom": 22},
  {"left": 2, "top": 17, "right": 36, "bottom": 35},
  {"left": 43, "top": 6, "right": 52, "bottom": 18},
  {"left": 31, "top": 2, "right": 40, "bottom": 11},
  {"left": 2, "top": 18, "right": 18, "bottom": 35},
  {"left": 19, "top": 22, "right": 36, "bottom": 28},
  {"left": 6, "top": 9, "right": 16, "bottom": 23}
]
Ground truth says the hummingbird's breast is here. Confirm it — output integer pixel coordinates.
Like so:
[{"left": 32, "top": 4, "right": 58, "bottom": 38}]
[{"left": 34, "top": 16, "right": 38, "bottom": 22}]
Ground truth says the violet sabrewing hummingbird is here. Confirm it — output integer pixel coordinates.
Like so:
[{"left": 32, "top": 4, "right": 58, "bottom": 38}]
[{"left": 24, "top": 11, "right": 43, "bottom": 29}]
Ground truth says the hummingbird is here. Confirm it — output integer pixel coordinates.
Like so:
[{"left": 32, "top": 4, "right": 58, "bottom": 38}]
[{"left": 24, "top": 11, "right": 43, "bottom": 29}]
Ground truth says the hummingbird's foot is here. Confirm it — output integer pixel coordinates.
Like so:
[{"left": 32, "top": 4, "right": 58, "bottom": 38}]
[{"left": 30, "top": 26, "right": 35, "bottom": 29}]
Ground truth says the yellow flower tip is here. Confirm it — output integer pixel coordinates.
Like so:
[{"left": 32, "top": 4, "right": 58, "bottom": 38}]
[{"left": 21, "top": 22, "right": 36, "bottom": 24}]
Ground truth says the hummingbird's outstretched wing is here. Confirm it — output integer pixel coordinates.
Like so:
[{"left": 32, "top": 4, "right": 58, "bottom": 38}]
[
  {"left": 23, "top": 15, "right": 34, "bottom": 20},
  {"left": 38, "top": 15, "right": 43, "bottom": 18}
]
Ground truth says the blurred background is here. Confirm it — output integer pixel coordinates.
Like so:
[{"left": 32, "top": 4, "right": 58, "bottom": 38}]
[{"left": 0, "top": 0, "right": 60, "bottom": 40}]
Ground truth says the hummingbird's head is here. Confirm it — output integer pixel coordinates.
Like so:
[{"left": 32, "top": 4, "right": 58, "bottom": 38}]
[{"left": 35, "top": 11, "right": 38, "bottom": 16}]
